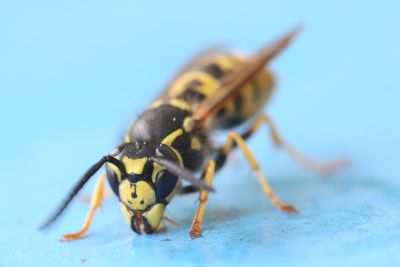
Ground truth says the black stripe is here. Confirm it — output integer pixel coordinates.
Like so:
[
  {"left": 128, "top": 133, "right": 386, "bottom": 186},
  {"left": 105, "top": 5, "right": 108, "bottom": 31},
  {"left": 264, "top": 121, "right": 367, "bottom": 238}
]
[
  {"left": 216, "top": 107, "right": 227, "bottom": 118},
  {"left": 204, "top": 63, "right": 225, "bottom": 79},
  {"left": 233, "top": 93, "right": 243, "bottom": 113},
  {"left": 251, "top": 81, "right": 261, "bottom": 103},
  {"left": 178, "top": 90, "right": 206, "bottom": 102},
  {"left": 176, "top": 79, "right": 206, "bottom": 102}
]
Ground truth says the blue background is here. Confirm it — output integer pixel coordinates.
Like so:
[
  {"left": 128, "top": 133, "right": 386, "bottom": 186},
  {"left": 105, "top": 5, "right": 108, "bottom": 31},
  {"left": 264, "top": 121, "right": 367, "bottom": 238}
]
[{"left": 1, "top": 1, "right": 399, "bottom": 266}]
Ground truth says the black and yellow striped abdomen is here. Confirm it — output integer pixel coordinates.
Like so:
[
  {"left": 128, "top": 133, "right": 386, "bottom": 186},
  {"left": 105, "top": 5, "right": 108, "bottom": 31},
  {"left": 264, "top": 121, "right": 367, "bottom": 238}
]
[{"left": 164, "top": 52, "right": 275, "bottom": 129}]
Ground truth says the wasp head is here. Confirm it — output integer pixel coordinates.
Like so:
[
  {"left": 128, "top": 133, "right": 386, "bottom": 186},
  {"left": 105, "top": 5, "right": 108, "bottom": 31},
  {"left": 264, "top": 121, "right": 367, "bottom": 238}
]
[
  {"left": 107, "top": 142, "right": 182, "bottom": 234},
  {"left": 39, "top": 141, "right": 212, "bottom": 235},
  {"left": 119, "top": 179, "right": 169, "bottom": 233}
]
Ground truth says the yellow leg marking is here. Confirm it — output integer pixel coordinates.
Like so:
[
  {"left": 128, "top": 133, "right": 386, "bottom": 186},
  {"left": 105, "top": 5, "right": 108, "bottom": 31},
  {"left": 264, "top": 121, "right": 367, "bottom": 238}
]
[
  {"left": 60, "top": 173, "right": 106, "bottom": 241},
  {"left": 79, "top": 188, "right": 112, "bottom": 202},
  {"left": 223, "top": 132, "right": 296, "bottom": 213},
  {"left": 189, "top": 160, "right": 215, "bottom": 239},
  {"left": 250, "top": 114, "right": 349, "bottom": 175}
]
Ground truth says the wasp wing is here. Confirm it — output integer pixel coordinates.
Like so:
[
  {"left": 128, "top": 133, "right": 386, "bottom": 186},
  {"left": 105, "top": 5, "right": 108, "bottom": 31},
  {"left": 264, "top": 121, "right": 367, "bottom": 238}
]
[{"left": 192, "top": 26, "right": 302, "bottom": 127}]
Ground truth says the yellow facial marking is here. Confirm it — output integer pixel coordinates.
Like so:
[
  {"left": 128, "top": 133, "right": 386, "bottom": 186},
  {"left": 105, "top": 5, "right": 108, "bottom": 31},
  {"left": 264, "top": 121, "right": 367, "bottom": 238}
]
[
  {"left": 119, "top": 202, "right": 133, "bottom": 227},
  {"left": 190, "top": 137, "right": 202, "bottom": 150},
  {"left": 143, "top": 203, "right": 165, "bottom": 232},
  {"left": 119, "top": 180, "right": 156, "bottom": 211},
  {"left": 122, "top": 157, "right": 147, "bottom": 175}
]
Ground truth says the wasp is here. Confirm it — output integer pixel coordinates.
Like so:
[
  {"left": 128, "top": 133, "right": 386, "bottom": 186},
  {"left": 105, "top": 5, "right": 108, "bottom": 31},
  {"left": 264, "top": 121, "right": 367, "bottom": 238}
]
[{"left": 39, "top": 26, "right": 347, "bottom": 240}]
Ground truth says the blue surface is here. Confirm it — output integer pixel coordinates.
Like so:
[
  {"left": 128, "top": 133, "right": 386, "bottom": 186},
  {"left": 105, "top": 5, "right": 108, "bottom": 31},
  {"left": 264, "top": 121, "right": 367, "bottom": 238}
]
[{"left": 1, "top": 1, "right": 400, "bottom": 266}]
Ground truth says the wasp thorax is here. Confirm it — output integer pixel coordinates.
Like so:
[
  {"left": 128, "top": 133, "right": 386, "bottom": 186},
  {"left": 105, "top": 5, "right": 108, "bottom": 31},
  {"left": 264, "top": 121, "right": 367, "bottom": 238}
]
[{"left": 119, "top": 180, "right": 156, "bottom": 210}]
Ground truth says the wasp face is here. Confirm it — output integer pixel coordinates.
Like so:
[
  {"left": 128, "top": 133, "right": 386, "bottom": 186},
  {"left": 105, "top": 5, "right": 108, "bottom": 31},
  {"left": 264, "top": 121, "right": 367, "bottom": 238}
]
[
  {"left": 108, "top": 143, "right": 180, "bottom": 234},
  {"left": 118, "top": 179, "right": 165, "bottom": 233},
  {"left": 119, "top": 180, "right": 155, "bottom": 211}
]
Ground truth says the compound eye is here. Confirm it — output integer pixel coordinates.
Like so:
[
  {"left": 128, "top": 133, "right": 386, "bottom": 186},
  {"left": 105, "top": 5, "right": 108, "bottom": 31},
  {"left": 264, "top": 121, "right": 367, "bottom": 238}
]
[
  {"left": 106, "top": 168, "right": 119, "bottom": 196},
  {"left": 155, "top": 170, "right": 178, "bottom": 203}
]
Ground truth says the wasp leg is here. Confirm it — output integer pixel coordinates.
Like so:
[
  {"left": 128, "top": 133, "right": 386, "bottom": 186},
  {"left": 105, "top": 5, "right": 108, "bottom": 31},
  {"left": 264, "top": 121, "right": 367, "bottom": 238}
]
[
  {"left": 189, "top": 160, "right": 216, "bottom": 239},
  {"left": 242, "top": 113, "right": 348, "bottom": 175},
  {"left": 220, "top": 131, "right": 297, "bottom": 213},
  {"left": 60, "top": 173, "right": 106, "bottom": 241},
  {"left": 181, "top": 112, "right": 346, "bottom": 195},
  {"left": 79, "top": 188, "right": 112, "bottom": 203}
]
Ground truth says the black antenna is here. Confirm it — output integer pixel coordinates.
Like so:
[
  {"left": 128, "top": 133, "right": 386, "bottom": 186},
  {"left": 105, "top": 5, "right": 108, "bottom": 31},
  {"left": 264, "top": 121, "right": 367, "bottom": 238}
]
[{"left": 38, "top": 155, "right": 126, "bottom": 230}]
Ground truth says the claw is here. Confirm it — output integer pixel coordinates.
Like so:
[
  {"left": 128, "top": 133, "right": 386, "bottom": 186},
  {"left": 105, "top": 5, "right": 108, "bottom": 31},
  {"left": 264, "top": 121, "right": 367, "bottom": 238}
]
[
  {"left": 280, "top": 205, "right": 298, "bottom": 213},
  {"left": 60, "top": 232, "right": 84, "bottom": 242},
  {"left": 189, "top": 222, "right": 202, "bottom": 239},
  {"left": 189, "top": 229, "right": 202, "bottom": 239}
]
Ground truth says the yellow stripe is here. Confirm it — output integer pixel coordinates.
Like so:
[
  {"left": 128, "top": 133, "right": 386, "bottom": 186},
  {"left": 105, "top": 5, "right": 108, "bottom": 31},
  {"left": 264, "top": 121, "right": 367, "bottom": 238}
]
[
  {"left": 168, "top": 99, "right": 192, "bottom": 111},
  {"left": 168, "top": 71, "right": 218, "bottom": 97},
  {"left": 224, "top": 99, "right": 235, "bottom": 117},
  {"left": 148, "top": 99, "right": 164, "bottom": 109},
  {"left": 161, "top": 128, "right": 184, "bottom": 165},
  {"left": 147, "top": 99, "right": 192, "bottom": 112},
  {"left": 212, "top": 54, "right": 242, "bottom": 71},
  {"left": 183, "top": 117, "right": 193, "bottom": 132},
  {"left": 239, "top": 83, "right": 254, "bottom": 118},
  {"left": 190, "top": 137, "right": 202, "bottom": 150},
  {"left": 167, "top": 54, "right": 242, "bottom": 98},
  {"left": 161, "top": 128, "right": 183, "bottom": 146},
  {"left": 190, "top": 72, "right": 218, "bottom": 97}
]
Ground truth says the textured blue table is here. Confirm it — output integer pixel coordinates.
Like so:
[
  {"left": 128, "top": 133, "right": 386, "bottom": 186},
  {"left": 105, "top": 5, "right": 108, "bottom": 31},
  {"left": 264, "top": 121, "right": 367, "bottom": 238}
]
[{"left": 1, "top": 1, "right": 400, "bottom": 266}]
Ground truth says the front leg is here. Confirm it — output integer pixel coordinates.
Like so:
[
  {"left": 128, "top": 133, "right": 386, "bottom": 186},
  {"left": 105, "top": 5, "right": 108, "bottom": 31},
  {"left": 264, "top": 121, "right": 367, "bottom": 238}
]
[
  {"left": 189, "top": 160, "right": 216, "bottom": 239},
  {"left": 60, "top": 173, "right": 106, "bottom": 241}
]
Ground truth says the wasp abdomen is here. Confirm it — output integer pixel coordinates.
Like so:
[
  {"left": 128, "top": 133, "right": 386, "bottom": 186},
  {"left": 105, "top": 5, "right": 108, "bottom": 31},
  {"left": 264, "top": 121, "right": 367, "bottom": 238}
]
[{"left": 165, "top": 53, "right": 275, "bottom": 129}]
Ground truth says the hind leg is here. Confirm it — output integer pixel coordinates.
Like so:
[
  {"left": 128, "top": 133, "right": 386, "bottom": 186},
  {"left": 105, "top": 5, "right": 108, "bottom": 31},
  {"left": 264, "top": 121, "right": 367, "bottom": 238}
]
[
  {"left": 241, "top": 113, "right": 348, "bottom": 174},
  {"left": 218, "top": 131, "right": 297, "bottom": 212}
]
